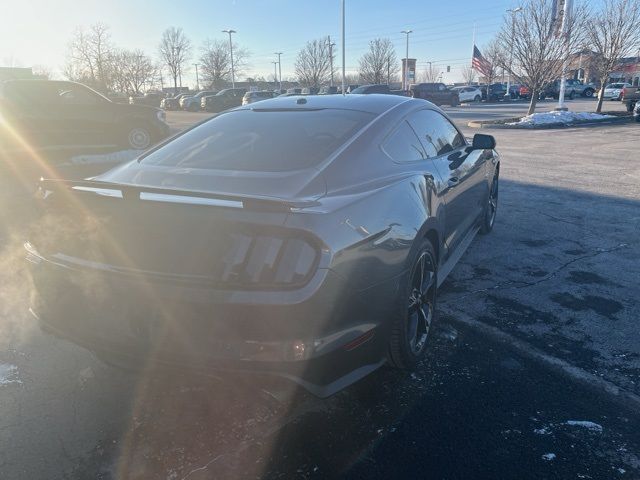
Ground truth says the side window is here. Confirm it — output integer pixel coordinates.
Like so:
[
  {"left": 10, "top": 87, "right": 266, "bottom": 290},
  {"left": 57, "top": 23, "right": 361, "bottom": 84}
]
[
  {"left": 408, "top": 109, "right": 467, "bottom": 158},
  {"left": 58, "top": 84, "right": 104, "bottom": 105},
  {"left": 382, "top": 121, "right": 426, "bottom": 162}
]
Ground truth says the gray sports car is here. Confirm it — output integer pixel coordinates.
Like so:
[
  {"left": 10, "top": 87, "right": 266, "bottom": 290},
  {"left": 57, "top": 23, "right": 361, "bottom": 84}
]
[{"left": 25, "top": 94, "right": 500, "bottom": 397}]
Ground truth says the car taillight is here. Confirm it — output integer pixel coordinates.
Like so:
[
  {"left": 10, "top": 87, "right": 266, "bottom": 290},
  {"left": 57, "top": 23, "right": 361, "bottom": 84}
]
[{"left": 218, "top": 232, "right": 320, "bottom": 289}]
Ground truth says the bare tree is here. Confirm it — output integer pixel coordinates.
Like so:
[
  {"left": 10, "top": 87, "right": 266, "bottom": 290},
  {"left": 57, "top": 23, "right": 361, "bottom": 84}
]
[
  {"left": 64, "top": 23, "right": 114, "bottom": 92},
  {"left": 358, "top": 38, "right": 397, "bottom": 84},
  {"left": 32, "top": 65, "right": 52, "bottom": 80},
  {"left": 585, "top": 0, "right": 640, "bottom": 112},
  {"left": 498, "top": 0, "right": 588, "bottom": 115},
  {"left": 159, "top": 27, "right": 191, "bottom": 94},
  {"left": 418, "top": 65, "right": 440, "bottom": 83},
  {"left": 111, "top": 49, "right": 157, "bottom": 94},
  {"left": 295, "top": 37, "right": 334, "bottom": 88},
  {"left": 199, "top": 39, "right": 249, "bottom": 89},
  {"left": 482, "top": 39, "right": 508, "bottom": 87},
  {"left": 461, "top": 65, "right": 477, "bottom": 85}
]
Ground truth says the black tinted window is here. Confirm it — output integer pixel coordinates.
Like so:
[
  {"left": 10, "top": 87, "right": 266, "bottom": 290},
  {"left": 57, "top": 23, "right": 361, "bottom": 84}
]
[
  {"left": 382, "top": 121, "right": 426, "bottom": 162},
  {"left": 408, "top": 109, "right": 466, "bottom": 157},
  {"left": 140, "top": 109, "right": 374, "bottom": 172}
]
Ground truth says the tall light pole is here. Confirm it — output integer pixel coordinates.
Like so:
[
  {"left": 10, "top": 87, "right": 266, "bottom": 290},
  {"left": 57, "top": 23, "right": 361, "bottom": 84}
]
[
  {"left": 556, "top": 0, "right": 573, "bottom": 111},
  {"left": 341, "top": 0, "right": 346, "bottom": 95},
  {"left": 193, "top": 63, "right": 200, "bottom": 91},
  {"left": 327, "top": 36, "right": 336, "bottom": 87},
  {"left": 222, "top": 29, "right": 236, "bottom": 88},
  {"left": 272, "top": 61, "right": 278, "bottom": 89},
  {"left": 274, "top": 52, "right": 283, "bottom": 91},
  {"left": 505, "top": 7, "right": 523, "bottom": 99},
  {"left": 401, "top": 30, "right": 412, "bottom": 91}
]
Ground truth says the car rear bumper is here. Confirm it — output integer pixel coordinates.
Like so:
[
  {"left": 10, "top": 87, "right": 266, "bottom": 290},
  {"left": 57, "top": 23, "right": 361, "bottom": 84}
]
[{"left": 28, "top": 254, "right": 391, "bottom": 397}]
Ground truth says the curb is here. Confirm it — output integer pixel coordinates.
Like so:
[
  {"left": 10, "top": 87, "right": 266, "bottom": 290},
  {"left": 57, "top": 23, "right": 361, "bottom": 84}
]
[
  {"left": 441, "top": 307, "right": 640, "bottom": 413},
  {"left": 467, "top": 115, "right": 634, "bottom": 130}
]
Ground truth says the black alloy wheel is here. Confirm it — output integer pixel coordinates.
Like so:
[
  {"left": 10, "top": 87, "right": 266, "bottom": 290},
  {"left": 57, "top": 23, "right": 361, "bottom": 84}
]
[
  {"left": 389, "top": 240, "right": 437, "bottom": 370},
  {"left": 480, "top": 175, "right": 499, "bottom": 234}
]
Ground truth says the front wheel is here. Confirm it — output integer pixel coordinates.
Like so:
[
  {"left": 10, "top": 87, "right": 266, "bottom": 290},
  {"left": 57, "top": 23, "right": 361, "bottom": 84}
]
[
  {"left": 583, "top": 88, "right": 594, "bottom": 98},
  {"left": 474, "top": 95, "right": 481, "bottom": 103},
  {"left": 480, "top": 174, "right": 499, "bottom": 234},
  {"left": 568, "top": 91, "right": 575, "bottom": 100},
  {"left": 388, "top": 239, "right": 437, "bottom": 370}
]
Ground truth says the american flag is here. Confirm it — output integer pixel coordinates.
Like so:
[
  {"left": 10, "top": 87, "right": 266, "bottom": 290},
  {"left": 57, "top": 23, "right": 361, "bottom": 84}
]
[{"left": 472, "top": 45, "right": 492, "bottom": 78}]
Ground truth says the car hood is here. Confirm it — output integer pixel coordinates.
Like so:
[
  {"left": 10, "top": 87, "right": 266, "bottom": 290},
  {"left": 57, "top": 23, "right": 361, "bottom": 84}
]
[
  {"left": 96, "top": 161, "right": 327, "bottom": 201},
  {"left": 116, "top": 103, "right": 161, "bottom": 115}
]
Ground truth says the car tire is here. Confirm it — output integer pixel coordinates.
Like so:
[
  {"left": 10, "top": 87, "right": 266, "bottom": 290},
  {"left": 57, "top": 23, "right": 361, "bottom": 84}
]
[
  {"left": 388, "top": 239, "right": 437, "bottom": 370},
  {"left": 474, "top": 95, "right": 481, "bottom": 103},
  {"left": 627, "top": 101, "right": 636, "bottom": 113},
  {"left": 451, "top": 98, "right": 459, "bottom": 107},
  {"left": 568, "top": 91, "right": 575, "bottom": 100},
  {"left": 480, "top": 174, "right": 499, "bottom": 234},
  {"left": 583, "top": 88, "right": 594, "bottom": 98},
  {"left": 125, "top": 124, "right": 153, "bottom": 150}
]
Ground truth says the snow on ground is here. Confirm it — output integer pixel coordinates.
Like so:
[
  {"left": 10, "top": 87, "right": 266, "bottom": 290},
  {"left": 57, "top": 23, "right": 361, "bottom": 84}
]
[
  {"left": 0, "top": 363, "right": 21, "bottom": 386},
  {"left": 541, "top": 453, "right": 556, "bottom": 461},
  {"left": 509, "top": 111, "right": 614, "bottom": 126},
  {"left": 67, "top": 149, "right": 139, "bottom": 166},
  {"left": 565, "top": 420, "right": 604, "bottom": 433}
]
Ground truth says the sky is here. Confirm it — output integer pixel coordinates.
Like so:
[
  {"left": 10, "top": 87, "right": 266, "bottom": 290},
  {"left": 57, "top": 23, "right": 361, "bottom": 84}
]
[{"left": 1, "top": 0, "right": 525, "bottom": 86}]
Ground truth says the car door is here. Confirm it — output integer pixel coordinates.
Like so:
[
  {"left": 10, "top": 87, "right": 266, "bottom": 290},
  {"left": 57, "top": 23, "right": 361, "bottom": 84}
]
[
  {"left": 408, "top": 109, "right": 489, "bottom": 256},
  {"left": 55, "top": 83, "right": 117, "bottom": 147}
]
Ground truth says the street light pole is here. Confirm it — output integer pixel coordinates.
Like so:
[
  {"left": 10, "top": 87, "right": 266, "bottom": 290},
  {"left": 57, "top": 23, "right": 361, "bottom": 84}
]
[
  {"left": 401, "top": 30, "right": 412, "bottom": 91},
  {"left": 505, "top": 7, "right": 523, "bottom": 100},
  {"left": 556, "top": 0, "right": 573, "bottom": 111},
  {"left": 341, "top": 0, "right": 346, "bottom": 95},
  {"left": 272, "top": 61, "right": 278, "bottom": 89},
  {"left": 193, "top": 63, "right": 200, "bottom": 91},
  {"left": 327, "top": 36, "right": 336, "bottom": 87},
  {"left": 274, "top": 52, "right": 283, "bottom": 91},
  {"left": 222, "top": 29, "right": 237, "bottom": 88}
]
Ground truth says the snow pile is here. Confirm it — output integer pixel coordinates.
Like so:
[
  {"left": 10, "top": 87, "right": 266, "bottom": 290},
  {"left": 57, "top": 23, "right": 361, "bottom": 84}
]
[
  {"left": 0, "top": 363, "right": 22, "bottom": 386},
  {"left": 509, "top": 111, "right": 614, "bottom": 126},
  {"left": 565, "top": 420, "right": 603, "bottom": 433},
  {"left": 541, "top": 453, "right": 556, "bottom": 461},
  {"left": 68, "top": 149, "right": 139, "bottom": 166}
]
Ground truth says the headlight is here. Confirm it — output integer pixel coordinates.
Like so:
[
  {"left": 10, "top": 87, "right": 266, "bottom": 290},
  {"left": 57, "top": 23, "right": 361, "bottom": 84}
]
[{"left": 156, "top": 110, "right": 166, "bottom": 122}]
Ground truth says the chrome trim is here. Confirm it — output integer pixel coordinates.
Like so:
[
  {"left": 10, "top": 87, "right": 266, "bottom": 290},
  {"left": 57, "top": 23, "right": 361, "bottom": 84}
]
[
  {"left": 71, "top": 186, "right": 123, "bottom": 198},
  {"left": 138, "top": 192, "right": 244, "bottom": 208}
]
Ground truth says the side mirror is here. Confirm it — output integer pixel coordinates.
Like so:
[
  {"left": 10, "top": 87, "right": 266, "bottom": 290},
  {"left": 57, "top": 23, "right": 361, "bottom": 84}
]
[{"left": 472, "top": 133, "right": 496, "bottom": 150}]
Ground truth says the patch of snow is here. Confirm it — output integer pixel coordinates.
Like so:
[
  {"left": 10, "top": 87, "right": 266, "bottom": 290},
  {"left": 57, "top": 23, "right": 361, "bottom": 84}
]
[
  {"left": 565, "top": 420, "right": 603, "bottom": 433},
  {"left": 508, "top": 111, "right": 614, "bottom": 126},
  {"left": 617, "top": 468, "right": 626, "bottom": 474},
  {"left": 0, "top": 363, "right": 22, "bottom": 385},
  {"left": 68, "top": 149, "right": 139, "bottom": 166},
  {"left": 542, "top": 453, "right": 556, "bottom": 461},
  {"left": 534, "top": 426, "right": 552, "bottom": 435}
]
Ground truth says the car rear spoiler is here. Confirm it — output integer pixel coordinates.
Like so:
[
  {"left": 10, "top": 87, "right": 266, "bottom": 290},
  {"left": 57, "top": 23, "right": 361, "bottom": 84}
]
[{"left": 37, "top": 178, "right": 320, "bottom": 211}]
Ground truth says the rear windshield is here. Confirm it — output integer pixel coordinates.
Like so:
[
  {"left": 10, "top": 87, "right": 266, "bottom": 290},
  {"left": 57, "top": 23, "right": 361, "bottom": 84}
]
[{"left": 140, "top": 108, "right": 375, "bottom": 172}]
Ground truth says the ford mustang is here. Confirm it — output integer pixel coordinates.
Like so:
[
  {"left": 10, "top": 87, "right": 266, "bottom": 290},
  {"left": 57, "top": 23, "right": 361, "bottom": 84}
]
[{"left": 25, "top": 94, "right": 500, "bottom": 397}]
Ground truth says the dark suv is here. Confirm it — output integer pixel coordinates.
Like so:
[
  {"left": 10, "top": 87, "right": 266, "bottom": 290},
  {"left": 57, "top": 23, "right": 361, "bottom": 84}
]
[
  {"left": 409, "top": 83, "right": 459, "bottom": 106},
  {"left": 0, "top": 80, "right": 170, "bottom": 151},
  {"left": 350, "top": 84, "right": 392, "bottom": 94},
  {"left": 201, "top": 88, "right": 248, "bottom": 112}
]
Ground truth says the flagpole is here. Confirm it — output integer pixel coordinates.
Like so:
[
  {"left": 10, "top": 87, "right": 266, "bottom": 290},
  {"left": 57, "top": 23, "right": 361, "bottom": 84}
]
[{"left": 472, "top": 23, "right": 476, "bottom": 85}]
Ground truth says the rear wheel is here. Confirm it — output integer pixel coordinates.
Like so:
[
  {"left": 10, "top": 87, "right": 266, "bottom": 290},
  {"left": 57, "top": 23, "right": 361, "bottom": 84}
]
[
  {"left": 125, "top": 125, "right": 152, "bottom": 150},
  {"left": 474, "top": 95, "right": 481, "bottom": 103},
  {"left": 568, "top": 90, "right": 575, "bottom": 100},
  {"left": 480, "top": 174, "right": 499, "bottom": 234},
  {"left": 388, "top": 240, "right": 437, "bottom": 370},
  {"left": 583, "top": 88, "right": 594, "bottom": 98}
]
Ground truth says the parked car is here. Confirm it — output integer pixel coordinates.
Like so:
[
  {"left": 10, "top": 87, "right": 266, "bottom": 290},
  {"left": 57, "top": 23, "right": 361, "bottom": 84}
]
[
  {"left": 634, "top": 100, "right": 640, "bottom": 122},
  {"left": 599, "top": 83, "right": 631, "bottom": 101},
  {"left": 201, "top": 88, "right": 247, "bottom": 112},
  {"left": 242, "top": 90, "right": 276, "bottom": 105},
  {"left": 301, "top": 87, "right": 320, "bottom": 95},
  {"left": 286, "top": 88, "right": 303, "bottom": 94},
  {"left": 622, "top": 85, "right": 639, "bottom": 112},
  {"left": 26, "top": 94, "right": 500, "bottom": 398},
  {"left": 0, "top": 79, "right": 170, "bottom": 151},
  {"left": 518, "top": 85, "right": 531, "bottom": 99},
  {"left": 350, "top": 84, "right": 392, "bottom": 95},
  {"left": 181, "top": 90, "right": 218, "bottom": 111},
  {"left": 539, "top": 79, "right": 596, "bottom": 100},
  {"left": 318, "top": 86, "right": 339, "bottom": 95},
  {"left": 161, "top": 93, "right": 191, "bottom": 111},
  {"left": 452, "top": 86, "right": 482, "bottom": 103},
  {"left": 345, "top": 85, "right": 360, "bottom": 93},
  {"left": 409, "top": 83, "right": 459, "bottom": 106},
  {"left": 479, "top": 83, "right": 507, "bottom": 102},
  {"left": 129, "top": 92, "right": 163, "bottom": 107}
]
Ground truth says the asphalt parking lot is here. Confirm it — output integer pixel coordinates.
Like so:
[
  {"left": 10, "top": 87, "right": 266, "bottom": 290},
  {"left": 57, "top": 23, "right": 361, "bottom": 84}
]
[{"left": 0, "top": 100, "right": 639, "bottom": 479}]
